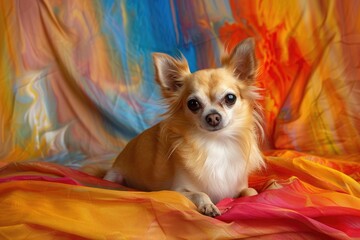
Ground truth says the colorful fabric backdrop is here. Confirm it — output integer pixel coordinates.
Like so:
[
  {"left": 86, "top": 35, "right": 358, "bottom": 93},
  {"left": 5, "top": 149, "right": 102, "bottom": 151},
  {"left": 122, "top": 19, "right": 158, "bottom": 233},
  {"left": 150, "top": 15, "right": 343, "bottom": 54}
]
[{"left": 1, "top": 0, "right": 360, "bottom": 239}]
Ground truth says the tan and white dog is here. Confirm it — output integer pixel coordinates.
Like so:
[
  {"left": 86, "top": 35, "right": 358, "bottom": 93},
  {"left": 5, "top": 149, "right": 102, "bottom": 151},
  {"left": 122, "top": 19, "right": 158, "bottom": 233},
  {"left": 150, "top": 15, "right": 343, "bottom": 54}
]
[{"left": 104, "top": 38, "right": 265, "bottom": 217}]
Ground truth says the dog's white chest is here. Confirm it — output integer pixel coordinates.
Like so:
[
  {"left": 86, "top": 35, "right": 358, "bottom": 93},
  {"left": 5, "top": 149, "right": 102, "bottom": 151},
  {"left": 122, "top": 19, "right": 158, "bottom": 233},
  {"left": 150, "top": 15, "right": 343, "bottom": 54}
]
[{"left": 199, "top": 139, "right": 248, "bottom": 203}]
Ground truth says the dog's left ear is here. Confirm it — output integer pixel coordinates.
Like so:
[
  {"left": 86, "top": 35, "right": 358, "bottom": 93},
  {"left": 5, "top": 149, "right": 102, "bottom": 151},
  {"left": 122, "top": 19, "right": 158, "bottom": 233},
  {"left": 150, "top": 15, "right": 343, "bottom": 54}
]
[
  {"left": 152, "top": 53, "right": 190, "bottom": 98},
  {"left": 222, "top": 38, "right": 257, "bottom": 84}
]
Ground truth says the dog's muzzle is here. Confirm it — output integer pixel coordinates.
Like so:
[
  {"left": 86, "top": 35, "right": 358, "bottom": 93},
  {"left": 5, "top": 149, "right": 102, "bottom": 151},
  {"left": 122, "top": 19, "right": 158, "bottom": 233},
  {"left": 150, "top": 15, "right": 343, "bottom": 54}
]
[{"left": 205, "top": 112, "right": 222, "bottom": 127}]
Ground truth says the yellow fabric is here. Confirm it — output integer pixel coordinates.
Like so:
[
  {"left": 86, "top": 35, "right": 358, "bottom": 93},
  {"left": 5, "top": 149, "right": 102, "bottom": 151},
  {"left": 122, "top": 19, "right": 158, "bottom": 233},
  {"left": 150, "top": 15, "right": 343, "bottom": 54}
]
[
  {"left": 0, "top": 152, "right": 359, "bottom": 239},
  {"left": 1, "top": 0, "right": 360, "bottom": 238},
  {"left": 0, "top": 181, "right": 237, "bottom": 239}
]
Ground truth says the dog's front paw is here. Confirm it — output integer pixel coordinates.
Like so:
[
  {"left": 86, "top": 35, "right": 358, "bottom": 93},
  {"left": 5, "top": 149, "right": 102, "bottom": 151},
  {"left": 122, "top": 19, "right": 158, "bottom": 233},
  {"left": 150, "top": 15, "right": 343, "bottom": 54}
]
[
  {"left": 179, "top": 190, "right": 221, "bottom": 217},
  {"left": 198, "top": 202, "right": 221, "bottom": 217}
]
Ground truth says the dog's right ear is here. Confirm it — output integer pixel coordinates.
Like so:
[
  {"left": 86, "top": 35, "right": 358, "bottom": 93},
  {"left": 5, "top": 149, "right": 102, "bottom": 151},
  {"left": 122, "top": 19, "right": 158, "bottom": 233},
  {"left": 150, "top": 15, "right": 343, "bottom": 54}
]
[{"left": 152, "top": 53, "right": 190, "bottom": 98}]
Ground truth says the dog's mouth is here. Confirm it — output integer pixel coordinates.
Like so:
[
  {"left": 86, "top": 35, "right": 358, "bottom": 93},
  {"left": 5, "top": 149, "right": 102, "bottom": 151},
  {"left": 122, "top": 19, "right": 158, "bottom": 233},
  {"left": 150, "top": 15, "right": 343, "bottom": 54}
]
[
  {"left": 200, "top": 123, "right": 226, "bottom": 132},
  {"left": 206, "top": 126, "right": 223, "bottom": 132}
]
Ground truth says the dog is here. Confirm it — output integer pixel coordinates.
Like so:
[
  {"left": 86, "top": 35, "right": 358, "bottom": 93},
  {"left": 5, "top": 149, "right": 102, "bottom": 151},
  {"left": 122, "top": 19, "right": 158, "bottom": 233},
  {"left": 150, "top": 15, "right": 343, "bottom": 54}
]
[{"left": 104, "top": 38, "right": 265, "bottom": 217}]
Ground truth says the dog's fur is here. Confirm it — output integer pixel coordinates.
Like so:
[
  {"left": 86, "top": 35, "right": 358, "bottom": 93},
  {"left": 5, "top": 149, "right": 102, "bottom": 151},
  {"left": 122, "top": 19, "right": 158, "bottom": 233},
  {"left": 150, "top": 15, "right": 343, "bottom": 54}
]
[{"left": 104, "top": 38, "right": 265, "bottom": 217}]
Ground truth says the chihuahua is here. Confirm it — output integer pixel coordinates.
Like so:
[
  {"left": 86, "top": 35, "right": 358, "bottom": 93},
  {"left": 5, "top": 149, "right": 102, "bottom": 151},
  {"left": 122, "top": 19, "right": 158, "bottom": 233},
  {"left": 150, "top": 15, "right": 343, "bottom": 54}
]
[{"left": 104, "top": 38, "right": 265, "bottom": 217}]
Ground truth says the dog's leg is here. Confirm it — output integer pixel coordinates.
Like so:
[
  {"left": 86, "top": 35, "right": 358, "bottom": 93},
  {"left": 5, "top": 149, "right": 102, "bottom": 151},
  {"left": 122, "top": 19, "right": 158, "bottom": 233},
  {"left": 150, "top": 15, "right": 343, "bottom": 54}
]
[
  {"left": 239, "top": 187, "right": 258, "bottom": 197},
  {"left": 179, "top": 190, "right": 221, "bottom": 217}
]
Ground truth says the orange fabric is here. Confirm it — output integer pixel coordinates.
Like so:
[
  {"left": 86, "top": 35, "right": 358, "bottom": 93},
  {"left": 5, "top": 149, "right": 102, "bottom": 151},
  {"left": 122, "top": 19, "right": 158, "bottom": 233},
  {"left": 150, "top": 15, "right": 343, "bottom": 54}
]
[
  {"left": 1, "top": 1, "right": 360, "bottom": 166},
  {"left": 1, "top": 153, "right": 359, "bottom": 239},
  {"left": 1, "top": 0, "right": 360, "bottom": 239}
]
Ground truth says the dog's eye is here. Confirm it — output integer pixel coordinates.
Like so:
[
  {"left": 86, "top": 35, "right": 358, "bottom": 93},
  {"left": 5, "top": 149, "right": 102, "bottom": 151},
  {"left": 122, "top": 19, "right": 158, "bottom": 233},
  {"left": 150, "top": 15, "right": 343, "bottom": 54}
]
[
  {"left": 225, "top": 94, "right": 237, "bottom": 106},
  {"left": 187, "top": 99, "right": 201, "bottom": 112}
]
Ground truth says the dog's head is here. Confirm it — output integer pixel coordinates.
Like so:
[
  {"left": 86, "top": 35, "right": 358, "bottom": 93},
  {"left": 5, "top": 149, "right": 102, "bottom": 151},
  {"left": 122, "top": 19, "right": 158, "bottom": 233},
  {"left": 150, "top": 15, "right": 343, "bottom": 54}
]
[{"left": 153, "top": 38, "right": 261, "bottom": 135}]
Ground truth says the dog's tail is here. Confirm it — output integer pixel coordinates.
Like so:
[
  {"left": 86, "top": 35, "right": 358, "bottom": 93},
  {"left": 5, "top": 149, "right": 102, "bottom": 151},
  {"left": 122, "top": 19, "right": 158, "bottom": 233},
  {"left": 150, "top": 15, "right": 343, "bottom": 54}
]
[
  {"left": 81, "top": 164, "right": 125, "bottom": 185},
  {"left": 80, "top": 164, "right": 109, "bottom": 179},
  {"left": 103, "top": 168, "right": 124, "bottom": 184}
]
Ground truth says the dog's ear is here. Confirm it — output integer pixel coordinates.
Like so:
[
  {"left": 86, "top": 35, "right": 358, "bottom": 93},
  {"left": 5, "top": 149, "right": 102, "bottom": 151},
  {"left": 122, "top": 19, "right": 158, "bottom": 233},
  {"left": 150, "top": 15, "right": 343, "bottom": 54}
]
[
  {"left": 152, "top": 53, "right": 190, "bottom": 98},
  {"left": 222, "top": 38, "right": 257, "bottom": 84}
]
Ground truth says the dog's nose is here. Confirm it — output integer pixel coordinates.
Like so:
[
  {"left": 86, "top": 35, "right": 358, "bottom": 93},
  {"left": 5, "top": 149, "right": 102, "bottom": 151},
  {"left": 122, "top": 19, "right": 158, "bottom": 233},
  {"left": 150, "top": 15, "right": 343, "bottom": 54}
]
[{"left": 205, "top": 113, "right": 222, "bottom": 127}]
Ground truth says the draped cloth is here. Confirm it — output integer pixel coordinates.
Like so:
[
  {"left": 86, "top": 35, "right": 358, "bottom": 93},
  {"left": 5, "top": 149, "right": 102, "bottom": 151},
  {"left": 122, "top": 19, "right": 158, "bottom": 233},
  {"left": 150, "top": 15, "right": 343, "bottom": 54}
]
[{"left": 1, "top": 0, "right": 359, "bottom": 239}]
